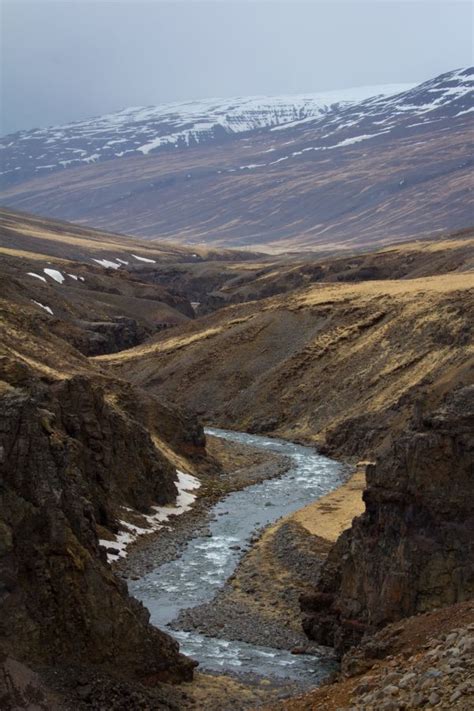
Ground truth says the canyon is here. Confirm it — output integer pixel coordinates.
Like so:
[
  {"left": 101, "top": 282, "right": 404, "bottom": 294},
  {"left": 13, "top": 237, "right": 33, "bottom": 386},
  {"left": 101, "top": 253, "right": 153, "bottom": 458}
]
[{"left": 0, "top": 206, "right": 473, "bottom": 709}]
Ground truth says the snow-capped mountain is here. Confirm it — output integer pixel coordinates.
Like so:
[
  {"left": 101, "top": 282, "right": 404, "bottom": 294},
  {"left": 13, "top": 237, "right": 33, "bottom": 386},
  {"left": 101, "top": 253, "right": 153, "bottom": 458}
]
[
  {"left": 229, "top": 66, "right": 472, "bottom": 173},
  {"left": 269, "top": 67, "right": 473, "bottom": 142},
  {"left": 0, "top": 68, "right": 472, "bottom": 252},
  {"left": 0, "top": 83, "right": 412, "bottom": 187}
]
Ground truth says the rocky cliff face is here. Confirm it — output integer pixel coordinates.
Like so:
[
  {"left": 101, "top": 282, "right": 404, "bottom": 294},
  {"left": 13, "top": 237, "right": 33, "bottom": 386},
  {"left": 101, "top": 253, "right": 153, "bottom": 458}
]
[
  {"left": 0, "top": 360, "right": 201, "bottom": 682},
  {"left": 301, "top": 385, "right": 474, "bottom": 655}
]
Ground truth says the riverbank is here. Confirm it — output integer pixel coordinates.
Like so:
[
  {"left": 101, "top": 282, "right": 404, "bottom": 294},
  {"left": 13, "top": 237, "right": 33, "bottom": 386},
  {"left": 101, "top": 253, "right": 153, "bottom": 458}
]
[
  {"left": 115, "top": 433, "right": 292, "bottom": 579},
  {"left": 175, "top": 469, "right": 365, "bottom": 651},
  {"left": 116, "top": 429, "right": 362, "bottom": 708}
]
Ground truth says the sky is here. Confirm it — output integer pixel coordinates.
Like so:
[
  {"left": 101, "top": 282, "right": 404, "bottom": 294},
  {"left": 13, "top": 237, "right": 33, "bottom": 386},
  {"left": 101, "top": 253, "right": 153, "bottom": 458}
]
[{"left": 1, "top": 0, "right": 473, "bottom": 135}]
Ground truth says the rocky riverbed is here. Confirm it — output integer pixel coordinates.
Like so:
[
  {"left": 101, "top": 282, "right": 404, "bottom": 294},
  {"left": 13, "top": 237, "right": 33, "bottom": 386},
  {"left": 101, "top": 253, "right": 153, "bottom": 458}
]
[
  {"left": 175, "top": 519, "right": 332, "bottom": 650},
  {"left": 126, "top": 428, "right": 347, "bottom": 688},
  {"left": 115, "top": 434, "right": 293, "bottom": 579}
]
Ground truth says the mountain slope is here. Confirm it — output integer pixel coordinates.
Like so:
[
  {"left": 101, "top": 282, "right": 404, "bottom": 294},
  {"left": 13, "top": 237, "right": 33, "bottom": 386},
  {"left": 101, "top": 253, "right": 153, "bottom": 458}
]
[
  {"left": 0, "top": 68, "right": 472, "bottom": 251},
  {"left": 102, "top": 267, "right": 474, "bottom": 459},
  {"left": 0, "top": 83, "right": 412, "bottom": 187},
  {"left": 0, "top": 207, "right": 256, "bottom": 263}
]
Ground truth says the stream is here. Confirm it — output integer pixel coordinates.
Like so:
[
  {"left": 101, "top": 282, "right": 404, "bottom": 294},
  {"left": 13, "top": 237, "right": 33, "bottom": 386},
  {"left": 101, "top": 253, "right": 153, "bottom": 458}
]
[{"left": 129, "top": 428, "right": 346, "bottom": 686}]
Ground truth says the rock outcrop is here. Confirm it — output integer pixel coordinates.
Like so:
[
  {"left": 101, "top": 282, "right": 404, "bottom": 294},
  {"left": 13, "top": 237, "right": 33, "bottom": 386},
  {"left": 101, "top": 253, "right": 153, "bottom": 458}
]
[
  {"left": 0, "top": 364, "right": 199, "bottom": 682},
  {"left": 78, "top": 317, "right": 143, "bottom": 356},
  {"left": 302, "top": 385, "right": 474, "bottom": 655}
]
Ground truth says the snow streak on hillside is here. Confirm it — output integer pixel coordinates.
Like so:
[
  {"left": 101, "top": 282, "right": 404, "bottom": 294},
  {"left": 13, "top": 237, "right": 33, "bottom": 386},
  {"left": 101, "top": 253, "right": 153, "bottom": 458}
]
[{"left": 0, "top": 83, "right": 412, "bottom": 184}]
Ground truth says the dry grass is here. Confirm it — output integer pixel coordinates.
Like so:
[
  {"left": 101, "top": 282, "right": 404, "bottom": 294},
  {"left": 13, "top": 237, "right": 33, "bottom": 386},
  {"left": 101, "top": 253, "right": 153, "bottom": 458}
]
[
  {"left": 103, "top": 270, "right": 473, "bottom": 458},
  {"left": 0, "top": 207, "right": 253, "bottom": 262},
  {"left": 292, "top": 470, "right": 365, "bottom": 541},
  {"left": 0, "top": 245, "right": 72, "bottom": 261}
]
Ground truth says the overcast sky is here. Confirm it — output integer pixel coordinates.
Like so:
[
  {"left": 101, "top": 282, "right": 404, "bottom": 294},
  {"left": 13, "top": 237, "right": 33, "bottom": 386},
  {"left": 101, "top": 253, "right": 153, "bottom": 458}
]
[{"left": 1, "top": 0, "right": 473, "bottom": 135}]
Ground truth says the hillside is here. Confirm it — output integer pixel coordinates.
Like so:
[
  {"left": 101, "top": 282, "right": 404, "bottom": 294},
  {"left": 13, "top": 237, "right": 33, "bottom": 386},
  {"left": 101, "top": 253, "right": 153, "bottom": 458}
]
[
  {"left": 0, "top": 84, "right": 413, "bottom": 187},
  {"left": 0, "top": 208, "right": 264, "bottom": 355},
  {"left": 1, "top": 68, "right": 472, "bottom": 250},
  {"left": 0, "top": 275, "right": 211, "bottom": 690},
  {"left": 135, "top": 226, "right": 474, "bottom": 314},
  {"left": 0, "top": 207, "right": 256, "bottom": 263},
  {"left": 103, "top": 265, "right": 474, "bottom": 460}
]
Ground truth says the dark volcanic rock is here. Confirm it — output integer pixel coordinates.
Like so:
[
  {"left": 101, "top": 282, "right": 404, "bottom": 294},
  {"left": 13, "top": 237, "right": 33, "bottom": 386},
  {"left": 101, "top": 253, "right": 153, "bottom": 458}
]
[
  {"left": 0, "top": 370, "right": 196, "bottom": 682},
  {"left": 302, "top": 386, "right": 474, "bottom": 655},
  {"left": 79, "top": 317, "right": 143, "bottom": 356}
]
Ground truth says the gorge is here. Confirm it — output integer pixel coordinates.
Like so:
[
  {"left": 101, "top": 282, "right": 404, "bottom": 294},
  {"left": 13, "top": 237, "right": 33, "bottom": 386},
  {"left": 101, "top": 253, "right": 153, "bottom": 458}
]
[{"left": 0, "top": 207, "right": 472, "bottom": 709}]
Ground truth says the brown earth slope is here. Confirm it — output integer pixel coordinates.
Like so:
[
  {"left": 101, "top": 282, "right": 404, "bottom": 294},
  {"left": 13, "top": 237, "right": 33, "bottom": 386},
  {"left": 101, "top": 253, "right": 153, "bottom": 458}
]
[
  {"left": 136, "top": 227, "right": 474, "bottom": 314},
  {"left": 0, "top": 249, "right": 195, "bottom": 355},
  {"left": 0, "top": 207, "right": 257, "bottom": 262},
  {"left": 102, "top": 271, "right": 474, "bottom": 460}
]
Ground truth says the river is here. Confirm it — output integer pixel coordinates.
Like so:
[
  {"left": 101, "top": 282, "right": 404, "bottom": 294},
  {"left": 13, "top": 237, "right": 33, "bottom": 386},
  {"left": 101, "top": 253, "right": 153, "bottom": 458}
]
[{"left": 129, "top": 428, "right": 346, "bottom": 686}]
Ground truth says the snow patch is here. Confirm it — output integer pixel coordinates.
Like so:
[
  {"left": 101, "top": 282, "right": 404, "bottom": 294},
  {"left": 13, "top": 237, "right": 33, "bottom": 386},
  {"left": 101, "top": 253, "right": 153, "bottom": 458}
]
[
  {"left": 132, "top": 253, "right": 156, "bottom": 263},
  {"left": 83, "top": 153, "right": 100, "bottom": 163},
  {"left": 32, "top": 300, "right": 53, "bottom": 315},
  {"left": 100, "top": 470, "right": 200, "bottom": 562},
  {"left": 27, "top": 272, "right": 47, "bottom": 283},
  {"left": 92, "top": 258, "right": 121, "bottom": 269},
  {"left": 43, "top": 268, "right": 65, "bottom": 284},
  {"left": 329, "top": 133, "right": 383, "bottom": 148},
  {"left": 456, "top": 106, "right": 474, "bottom": 116},
  {"left": 239, "top": 163, "right": 265, "bottom": 170}
]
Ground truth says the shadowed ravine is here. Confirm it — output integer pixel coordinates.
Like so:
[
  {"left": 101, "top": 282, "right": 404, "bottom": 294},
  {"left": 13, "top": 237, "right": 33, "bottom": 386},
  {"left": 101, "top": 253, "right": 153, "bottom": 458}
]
[{"left": 129, "top": 428, "right": 346, "bottom": 685}]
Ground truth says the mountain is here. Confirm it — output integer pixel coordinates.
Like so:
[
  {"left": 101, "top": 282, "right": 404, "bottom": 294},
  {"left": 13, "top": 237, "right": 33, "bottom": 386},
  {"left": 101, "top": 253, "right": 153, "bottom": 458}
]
[
  {"left": 1, "top": 68, "right": 472, "bottom": 251},
  {"left": 0, "top": 84, "right": 412, "bottom": 186}
]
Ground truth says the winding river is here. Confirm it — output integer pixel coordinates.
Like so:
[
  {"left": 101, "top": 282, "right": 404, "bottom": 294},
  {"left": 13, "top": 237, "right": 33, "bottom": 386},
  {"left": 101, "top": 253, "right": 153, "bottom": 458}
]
[{"left": 129, "top": 428, "right": 346, "bottom": 686}]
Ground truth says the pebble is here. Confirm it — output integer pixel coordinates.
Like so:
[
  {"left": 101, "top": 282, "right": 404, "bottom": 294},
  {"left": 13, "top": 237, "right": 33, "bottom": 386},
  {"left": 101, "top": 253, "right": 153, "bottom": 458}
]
[
  {"left": 428, "top": 691, "right": 440, "bottom": 705},
  {"left": 399, "top": 672, "right": 416, "bottom": 688}
]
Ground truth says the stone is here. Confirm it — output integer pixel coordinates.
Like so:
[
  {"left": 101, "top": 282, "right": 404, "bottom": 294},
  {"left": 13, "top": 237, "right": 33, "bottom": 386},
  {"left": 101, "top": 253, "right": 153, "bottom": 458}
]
[
  {"left": 458, "top": 636, "right": 474, "bottom": 654},
  {"left": 383, "top": 684, "right": 399, "bottom": 697},
  {"left": 399, "top": 672, "right": 417, "bottom": 689}
]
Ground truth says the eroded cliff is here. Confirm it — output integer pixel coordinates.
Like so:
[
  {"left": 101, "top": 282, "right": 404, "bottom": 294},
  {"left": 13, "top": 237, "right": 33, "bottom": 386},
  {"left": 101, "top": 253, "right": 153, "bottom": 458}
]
[{"left": 301, "top": 385, "right": 474, "bottom": 655}]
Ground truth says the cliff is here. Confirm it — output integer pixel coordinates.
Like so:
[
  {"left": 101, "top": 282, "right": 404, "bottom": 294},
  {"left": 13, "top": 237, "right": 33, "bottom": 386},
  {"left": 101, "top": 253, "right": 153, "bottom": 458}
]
[
  {"left": 0, "top": 364, "right": 201, "bottom": 682},
  {"left": 301, "top": 385, "right": 474, "bottom": 655},
  {"left": 0, "top": 283, "right": 210, "bottom": 687}
]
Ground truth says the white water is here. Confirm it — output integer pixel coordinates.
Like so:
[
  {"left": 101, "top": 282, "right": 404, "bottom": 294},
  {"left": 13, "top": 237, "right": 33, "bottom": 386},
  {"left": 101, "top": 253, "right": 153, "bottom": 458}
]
[{"left": 129, "top": 428, "right": 346, "bottom": 684}]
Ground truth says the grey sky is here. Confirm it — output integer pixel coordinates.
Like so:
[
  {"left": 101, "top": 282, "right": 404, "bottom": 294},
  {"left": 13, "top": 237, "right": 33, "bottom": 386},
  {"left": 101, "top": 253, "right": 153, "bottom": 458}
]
[{"left": 1, "top": 0, "right": 473, "bottom": 135}]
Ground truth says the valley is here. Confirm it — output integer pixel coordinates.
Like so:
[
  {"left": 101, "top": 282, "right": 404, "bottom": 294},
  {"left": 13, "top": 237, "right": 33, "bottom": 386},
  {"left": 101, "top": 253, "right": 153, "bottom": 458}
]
[
  {"left": 0, "top": 203, "right": 473, "bottom": 709},
  {"left": 0, "top": 51, "right": 473, "bottom": 711}
]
